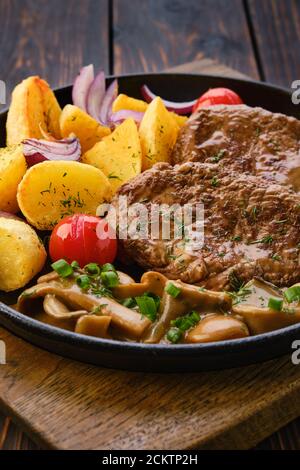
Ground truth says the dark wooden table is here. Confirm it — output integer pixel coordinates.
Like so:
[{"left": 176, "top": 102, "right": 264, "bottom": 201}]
[{"left": 0, "top": 0, "right": 299, "bottom": 450}]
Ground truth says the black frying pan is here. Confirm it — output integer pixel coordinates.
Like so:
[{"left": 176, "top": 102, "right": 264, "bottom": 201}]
[{"left": 0, "top": 73, "right": 299, "bottom": 372}]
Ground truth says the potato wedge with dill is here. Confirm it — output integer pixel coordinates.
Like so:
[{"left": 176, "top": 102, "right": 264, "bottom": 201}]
[
  {"left": 6, "top": 76, "right": 61, "bottom": 145},
  {"left": 0, "top": 145, "right": 27, "bottom": 213},
  {"left": 139, "top": 97, "right": 180, "bottom": 170},
  {"left": 0, "top": 217, "right": 46, "bottom": 291},
  {"left": 112, "top": 94, "right": 188, "bottom": 127},
  {"left": 82, "top": 118, "right": 142, "bottom": 194},
  {"left": 60, "top": 105, "right": 111, "bottom": 153},
  {"left": 17, "top": 161, "right": 113, "bottom": 230}
]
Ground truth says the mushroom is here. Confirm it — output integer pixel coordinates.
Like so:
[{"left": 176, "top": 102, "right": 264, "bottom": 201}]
[
  {"left": 143, "top": 280, "right": 232, "bottom": 343},
  {"left": 113, "top": 271, "right": 167, "bottom": 299},
  {"left": 184, "top": 314, "right": 249, "bottom": 343},
  {"left": 233, "top": 304, "right": 300, "bottom": 335},
  {"left": 17, "top": 277, "right": 151, "bottom": 340},
  {"left": 75, "top": 315, "right": 112, "bottom": 338},
  {"left": 43, "top": 294, "right": 88, "bottom": 319},
  {"left": 232, "top": 278, "right": 300, "bottom": 335}
]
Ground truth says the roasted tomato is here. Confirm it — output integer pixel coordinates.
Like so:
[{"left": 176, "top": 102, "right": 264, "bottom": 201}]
[
  {"left": 192, "top": 87, "right": 243, "bottom": 112},
  {"left": 49, "top": 214, "right": 117, "bottom": 267}
]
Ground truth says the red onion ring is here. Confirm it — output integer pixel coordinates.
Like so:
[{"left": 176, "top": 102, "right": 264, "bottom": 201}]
[
  {"left": 87, "top": 70, "right": 106, "bottom": 121},
  {"left": 23, "top": 137, "right": 81, "bottom": 167},
  {"left": 141, "top": 84, "right": 197, "bottom": 115},
  {"left": 99, "top": 79, "right": 119, "bottom": 126},
  {"left": 110, "top": 110, "right": 144, "bottom": 125},
  {"left": 72, "top": 64, "right": 94, "bottom": 112},
  {"left": 0, "top": 211, "right": 23, "bottom": 221}
]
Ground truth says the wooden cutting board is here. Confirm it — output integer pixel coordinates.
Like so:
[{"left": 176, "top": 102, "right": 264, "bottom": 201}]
[{"left": 0, "top": 58, "right": 300, "bottom": 450}]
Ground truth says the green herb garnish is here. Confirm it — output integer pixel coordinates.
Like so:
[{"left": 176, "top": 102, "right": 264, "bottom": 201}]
[
  {"left": 268, "top": 297, "right": 283, "bottom": 311},
  {"left": 165, "top": 282, "right": 181, "bottom": 298},
  {"left": 228, "top": 286, "right": 252, "bottom": 305},
  {"left": 84, "top": 263, "right": 101, "bottom": 276},
  {"left": 167, "top": 311, "right": 200, "bottom": 343},
  {"left": 101, "top": 263, "right": 117, "bottom": 273},
  {"left": 284, "top": 286, "right": 300, "bottom": 304},
  {"left": 211, "top": 176, "right": 219, "bottom": 187},
  {"left": 135, "top": 295, "right": 158, "bottom": 322},
  {"left": 101, "top": 270, "right": 119, "bottom": 288},
  {"left": 211, "top": 149, "right": 225, "bottom": 163},
  {"left": 76, "top": 274, "right": 91, "bottom": 290},
  {"left": 71, "top": 260, "right": 80, "bottom": 269},
  {"left": 249, "top": 235, "right": 273, "bottom": 245},
  {"left": 166, "top": 327, "right": 182, "bottom": 344},
  {"left": 51, "top": 259, "right": 73, "bottom": 278},
  {"left": 122, "top": 297, "right": 137, "bottom": 309},
  {"left": 171, "top": 311, "right": 200, "bottom": 331}
]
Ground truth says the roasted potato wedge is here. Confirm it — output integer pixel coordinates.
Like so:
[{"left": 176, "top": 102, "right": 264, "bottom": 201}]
[
  {"left": 38, "top": 78, "right": 62, "bottom": 139},
  {"left": 17, "top": 161, "right": 113, "bottom": 230},
  {"left": 0, "top": 217, "right": 46, "bottom": 291},
  {"left": 113, "top": 94, "right": 148, "bottom": 113},
  {"left": 60, "top": 105, "right": 111, "bottom": 153},
  {"left": 6, "top": 76, "right": 62, "bottom": 145},
  {"left": 0, "top": 145, "right": 27, "bottom": 213},
  {"left": 139, "top": 97, "right": 180, "bottom": 170},
  {"left": 112, "top": 93, "right": 187, "bottom": 127},
  {"left": 170, "top": 112, "right": 188, "bottom": 127},
  {"left": 82, "top": 118, "right": 142, "bottom": 193}
]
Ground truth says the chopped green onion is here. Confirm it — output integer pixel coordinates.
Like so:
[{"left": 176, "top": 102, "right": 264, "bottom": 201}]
[
  {"left": 51, "top": 259, "right": 73, "bottom": 278},
  {"left": 76, "top": 274, "right": 91, "bottom": 290},
  {"left": 171, "top": 311, "right": 200, "bottom": 331},
  {"left": 143, "top": 292, "right": 160, "bottom": 310},
  {"left": 166, "top": 311, "right": 200, "bottom": 344},
  {"left": 71, "top": 261, "right": 80, "bottom": 269},
  {"left": 284, "top": 286, "right": 300, "bottom": 303},
  {"left": 165, "top": 282, "right": 181, "bottom": 298},
  {"left": 268, "top": 297, "right": 283, "bottom": 311},
  {"left": 135, "top": 296, "right": 158, "bottom": 322},
  {"left": 84, "top": 263, "right": 101, "bottom": 276},
  {"left": 101, "top": 263, "right": 117, "bottom": 273},
  {"left": 122, "top": 297, "right": 137, "bottom": 308},
  {"left": 166, "top": 327, "right": 182, "bottom": 344},
  {"left": 101, "top": 270, "right": 119, "bottom": 288}
]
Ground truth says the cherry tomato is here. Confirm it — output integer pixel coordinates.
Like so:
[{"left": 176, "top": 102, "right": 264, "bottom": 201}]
[
  {"left": 49, "top": 214, "right": 117, "bottom": 267},
  {"left": 192, "top": 87, "right": 243, "bottom": 112}
]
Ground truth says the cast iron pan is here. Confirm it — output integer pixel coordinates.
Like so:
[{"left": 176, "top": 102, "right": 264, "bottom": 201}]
[{"left": 0, "top": 73, "right": 299, "bottom": 372}]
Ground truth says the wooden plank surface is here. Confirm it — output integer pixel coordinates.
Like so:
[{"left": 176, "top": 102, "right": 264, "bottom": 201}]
[
  {"left": 247, "top": 0, "right": 300, "bottom": 86},
  {"left": 0, "top": 326, "right": 300, "bottom": 450},
  {"left": 0, "top": 0, "right": 109, "bottom": 103},
  {"left": 113, "top": 0, "right": 259, "bottom": 78},
  {"left": 165, "top": 57, "right": 249, "bottom": 79}
]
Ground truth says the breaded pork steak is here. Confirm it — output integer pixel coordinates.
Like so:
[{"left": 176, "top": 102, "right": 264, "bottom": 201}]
[
  {"left": 112, "top": 162, "right": 300, "bottom": 290},
  {"left": 172, "top": 105, "right": 300, "bottom": 191}
]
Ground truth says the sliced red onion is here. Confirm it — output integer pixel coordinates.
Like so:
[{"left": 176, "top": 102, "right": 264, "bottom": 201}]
[
  {"left": 23, "top": 137, "right": 81, "bottom": 167},
  {"left": 141, "top": 84, "right": 197, "bottom": 115},
  {"left": 0, "top": 211, "right": 23, "bottom": 221},
  {"left": 87, "top": 70, "right": 106, "bottom": 120},
  {"left": 99, "top": 79, "right": 119, "bottom": 126},
  {"left": 72, "top": 64, "right": 94, "bottom": 112},
  {"left": 110, "top": 110, "right": 144, "bottom": 125}
]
